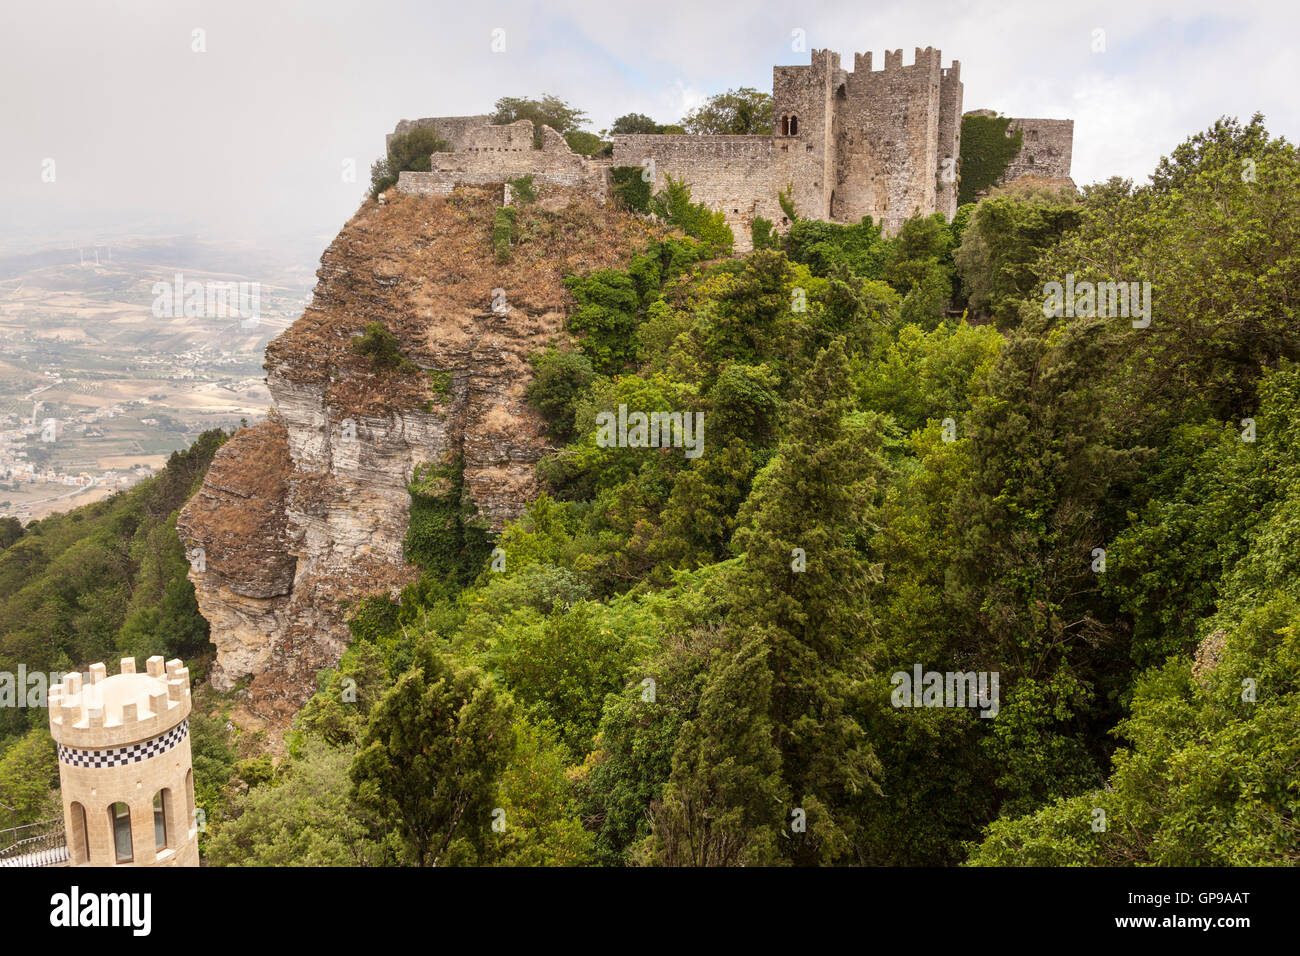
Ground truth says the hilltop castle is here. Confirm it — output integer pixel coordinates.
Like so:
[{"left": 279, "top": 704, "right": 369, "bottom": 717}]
[{"left": 394, "top": 45, "right": 1074, "bottom": 249}]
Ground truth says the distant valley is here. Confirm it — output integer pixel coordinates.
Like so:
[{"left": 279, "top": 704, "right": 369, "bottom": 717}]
[{"left": 0, "top": 235, "right": 320, "bottom": 520}]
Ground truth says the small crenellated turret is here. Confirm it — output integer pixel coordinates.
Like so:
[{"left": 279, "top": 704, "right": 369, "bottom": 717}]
[{"left": 48, "top": 656, "right": 198, "bottom": 867}]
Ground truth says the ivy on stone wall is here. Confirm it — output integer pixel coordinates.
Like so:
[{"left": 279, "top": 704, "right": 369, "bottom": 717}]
[{"left": 957, "top": 114, "right": 1023, "bottom": 206}]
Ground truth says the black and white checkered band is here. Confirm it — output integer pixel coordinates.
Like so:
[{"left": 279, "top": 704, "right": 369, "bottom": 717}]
[{"left": 57, "top": 719, "right": 189, "bottom": 769}]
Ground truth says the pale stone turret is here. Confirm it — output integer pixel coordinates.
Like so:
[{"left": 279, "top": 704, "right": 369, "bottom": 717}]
[{"left": 48, "top": 656, "right": 198, "bottom": 867}]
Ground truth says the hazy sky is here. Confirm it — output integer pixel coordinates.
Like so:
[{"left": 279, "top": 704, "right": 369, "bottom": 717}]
[{"left": 2, "top": 0, "right": 1295, "bottom": 248}]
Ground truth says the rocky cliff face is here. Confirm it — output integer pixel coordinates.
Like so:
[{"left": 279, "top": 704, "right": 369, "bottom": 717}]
[{"left": 178, "top": 184, "right": 654, "bottom": 725}]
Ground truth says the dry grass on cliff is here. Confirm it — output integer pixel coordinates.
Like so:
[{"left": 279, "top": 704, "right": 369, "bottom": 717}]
[
  {"left": 176, "top": 420, "right": 294, "bottom": 576},
  {"left": 264, "top": 185, "right": 665, "bottom": 416}
]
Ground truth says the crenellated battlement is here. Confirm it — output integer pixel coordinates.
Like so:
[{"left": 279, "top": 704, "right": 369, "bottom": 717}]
[
  {"left": 851, "top": 47, "right": 951, "bottom": 77},
  {"left": 48, "top": 655, "right": 199, "bottom": 867},
  {"left": 48, "top": 655, "right": 191, "bottom": 750}
]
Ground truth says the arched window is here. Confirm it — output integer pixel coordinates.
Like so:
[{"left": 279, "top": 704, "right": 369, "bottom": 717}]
[
  {"left": 153, "top": 790, "right": 169, "bottom": 851},
  {"left": 790, "top": 116, "right": 799, "bottom": 135},
  {"left": 110, "top": 802, "right": 133, "bottom": 863},
  {"left": 70, "top": 801, "right": 89, "bottom": 864},
  {"left": 781, "top": 116, "right": 789, "bottom": 136}
]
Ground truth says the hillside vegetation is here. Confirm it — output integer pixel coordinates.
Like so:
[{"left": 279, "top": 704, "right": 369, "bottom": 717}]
[
  {"left": 7, "top": 114, "right": 1297, "bottom": 868},
  {"left": 205, "top": 115, "right": 1300, "bottom": 866},
  {"left": 0, "top": 430, "right": 226, "bottom": 826}
]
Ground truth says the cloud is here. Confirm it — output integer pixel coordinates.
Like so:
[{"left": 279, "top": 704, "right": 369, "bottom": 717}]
[{"left": 0, "top": 0, "right": 1293, "bottom": 246}]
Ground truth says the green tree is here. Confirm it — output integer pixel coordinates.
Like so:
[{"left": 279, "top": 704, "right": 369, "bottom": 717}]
[
  {"left": 954, "top": 188, "right": 1081, "bottom": 324},
  {"left": 648, "top": 635, "right": 786, "bottom": 866},
  {"left": 0, "top": 728, "right": 58, "bottom": 826},
  {"left": 492, "top": 94, "right": 591, "bottom": 149},
  {"left": 610, "top": 113, "right": 663, "bottom": 134},
  {"left": 726, "top": 339, "right": 889, "bottom": 862},
  {"left": 351, "top": 643, "right": 516, "bottom": 866},
  {"left": 352, "top": 321, "right": 415, "bottom": 371},
  {"left": 0, "top": 517, "right": 23, "bottom": 551},
  {"left": 370, "top": 127, "right": 450, "bottom": 197},
  {"left": 681, "top": 88, "right": 773, "bottom": 135},
  {"left": 484, "top": 719, "right": 596, "bottom": 866},
  {"left": 525, "top": 347, "right": 595, "bottom": 443}
]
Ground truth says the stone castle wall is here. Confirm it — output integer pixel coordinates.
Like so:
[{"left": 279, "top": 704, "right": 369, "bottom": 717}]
[
  {"left": 614, "top": 46, "right": 970, "bottom": 247},
  {"left": 397, "top": 120, "right": 607, "bottom": 202},
  {"left": 936, "top": 63, "right": 964, "bottom": 219},
  {"left": 611, "top": 134, "right": 785, "bottom": 250},
  {"left": 1002, "top": 118, "right": 1075, "bottom": 184},
  {"left": 389, "top": 47, "right": 1070, "bottom": 250},
  {"left": 388, "top": 114, "right": 492, "bottom": 151}
]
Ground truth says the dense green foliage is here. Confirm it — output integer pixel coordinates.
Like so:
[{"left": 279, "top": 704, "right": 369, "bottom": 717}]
[
  {"left": 647, "top": 176, "right": 733, "bottom": 255},
  {"left": 954, "top": 180, "right": 1082, "bottom": 322},
  {"left": 404, "top": 455, "right": 493, "bottom": 587},
  {"left": 369, "top": 127, "right": 450, "bottom": 198},
  {"left": 610, "top": 165, "right": 652, "bottom": 213},
  {"left": 0, "top": 430, "right": 226, "bottom": 829},
  {"left": 681, "top": 87, "right": 774, "bottom": 135},
  {"left": 38, "top": 113, "right": 1287, "bottom": 868}
]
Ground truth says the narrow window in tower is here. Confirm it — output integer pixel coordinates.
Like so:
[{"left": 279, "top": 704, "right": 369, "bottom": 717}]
[
  {"left": 782, "top": 116, "right": 790, "bottom": 136},
  {"left": 790, "top": 116, "right": 799, "bottom": 135},
  {"left": 110, "top": 802, "right": 133, "bottom": 863},
  {"left": 153, "top": 790, "right": 169, "bottom": 851},
  {"left": 71, "top": 801, "right": 89, "bottom": 864}
]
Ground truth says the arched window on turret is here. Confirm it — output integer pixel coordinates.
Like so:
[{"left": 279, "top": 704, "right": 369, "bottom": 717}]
[
  {"left": 781, "top": 116, "right": 790, "bottom": 136},
  {"left": 110, "top": 802, "right": 133, "bottom": 863},
  {"left": 790, "top": 116, "right": 799, "bottom": 135},
  {"left": 153, "top": 789, "right": 170, "bottom": 851},
  {"left": 70, "top": 801, "right": 89, "bottom": 865}
]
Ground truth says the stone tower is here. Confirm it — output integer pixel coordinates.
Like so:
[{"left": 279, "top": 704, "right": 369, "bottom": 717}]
[
  {"left": 771, "top": 48, "right": 841, "bottom": 222},
  {"left": 48, "top": 657, "right": 198, "bottom": 867}
]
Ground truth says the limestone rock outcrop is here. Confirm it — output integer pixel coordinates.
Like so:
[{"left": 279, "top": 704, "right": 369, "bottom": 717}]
[{"left": 178, "top": 184, "right": 652, "bottom": 724}]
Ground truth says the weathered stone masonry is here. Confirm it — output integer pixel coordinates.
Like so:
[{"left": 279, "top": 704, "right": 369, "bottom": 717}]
[
  {"left": 393, "top": 46, "right": 1073, "bottom": 251},
  {"left": 396, "top": 118, "right": 607, "bottom": 203}
]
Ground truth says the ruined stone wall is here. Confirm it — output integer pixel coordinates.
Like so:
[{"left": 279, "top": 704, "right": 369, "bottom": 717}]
[
  {"left": 397, "top": 121, "right": 606, "bottom": 202},
  {"left": 1002, "top": 118, "right": 1075, "bottom": 184},
  {"left": 389, "top": 114, "right": 492, "bottom": 150},
  {"left": 611, "top": 134, "right": 784, "bottom": 252}
]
